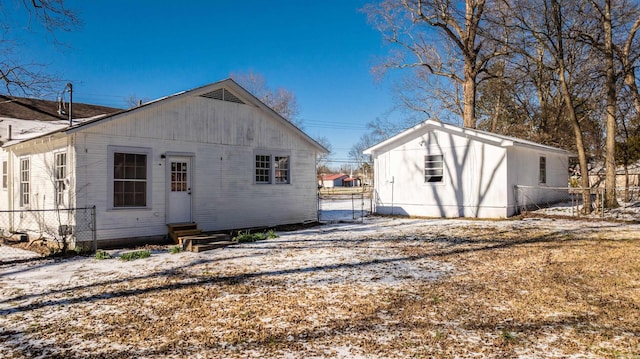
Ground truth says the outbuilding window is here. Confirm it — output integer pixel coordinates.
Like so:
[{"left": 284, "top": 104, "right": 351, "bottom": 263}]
[
  {"left": 539, "top": 156, "right": 547, "bottom": 184},
  {"left": 20, "top": 158, "right": 30, "bottom": 206},
  {"left": 255, "top": 155, "right": 271, "bottom": 184},
  {"left": 254, "top": 152, "right": 291, "bottom": 185},
  {"left": 424, "top": 155, "right": 444, "bottom": 183},
  {"left": 274, "top": 156, "right": 290, "bottom": 184},
  {"left": 55, "top": 152, "right": 67, "bottom": 206},
  {"left": 109, "top": 146, "right": 151, "bottom": 208}
]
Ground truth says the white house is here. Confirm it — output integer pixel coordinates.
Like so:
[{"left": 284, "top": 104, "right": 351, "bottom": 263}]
[
  {"left": 363, "top": 120, "right": 571, "bottom": 218},
  {"left": 1, "top": 79, "right": 328, "bottom": 248}
]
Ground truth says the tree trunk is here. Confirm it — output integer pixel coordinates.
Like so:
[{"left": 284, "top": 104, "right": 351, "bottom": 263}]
[
  {"left": 463, "top": 64, "right": 477, "bottom": 129},
  {"left": 553, "top": 0, "right": 591, "bottom": 212},
  {"left": 603, "top": 0, "right": 619, "bottom": 208}
]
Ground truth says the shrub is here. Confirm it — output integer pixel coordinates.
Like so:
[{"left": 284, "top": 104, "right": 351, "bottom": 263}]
[
  {"left": 120, "top": 250, "right": 151, "bottom": 261},
  {"left": 95, "top": 249, "right": 112, "bottom": 260},
  {"left": 233, "top": 230, "right": 278, "bottom": 243},
  {"left": 169, "top": 246, "right": 183, "bottom": 254},
  {"left": 501, "top": 329, "right": 517, "bottom": 342}
]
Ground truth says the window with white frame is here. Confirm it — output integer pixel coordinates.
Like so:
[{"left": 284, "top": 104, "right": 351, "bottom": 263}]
[
  {"left": 112, "top": 149, "right": 149, "bottom": 208},
  {"left": 54, "top": 152, "right": 67, "bottom": 206},
  {"left": 274, "top": 156, "right": 290, "bottom": 184},
  {"left": 20, "top": 158, "right": 30, "bottom": 206},
  {"left": 539, "top": 156, "right": 547, "bottom": 184},
  {"left": 2, "top": 161, "right": 6, "bottom": 189},
  {"left": 424, "top": 155, "right": 444, "bottom": 183},
  {"left": 255, "top": 153, "right": 291, "bottom": 185},
  {"left": 255, "top": 154, "right": 271, "bottom": 184}
]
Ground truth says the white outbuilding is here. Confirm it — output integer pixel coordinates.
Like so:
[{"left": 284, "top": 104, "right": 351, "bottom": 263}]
[
  {"left": 1, "top": 79, "right": 327, "bottom": 248},
  {"left": 363, "top": 120, "right": 571, "bottom": 218}
]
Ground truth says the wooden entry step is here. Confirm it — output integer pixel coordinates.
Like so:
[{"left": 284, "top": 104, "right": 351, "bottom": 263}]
[
  {"left": 167, "top": 223, "right": 201, "bottom": 244},
  {"left": 180, "top": 234, "right": 236, "bottom": 253}
]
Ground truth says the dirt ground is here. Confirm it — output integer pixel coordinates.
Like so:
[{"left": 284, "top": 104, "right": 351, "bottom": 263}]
[{"left": 0, "top": 217, "right": 639, "bottom": 358}]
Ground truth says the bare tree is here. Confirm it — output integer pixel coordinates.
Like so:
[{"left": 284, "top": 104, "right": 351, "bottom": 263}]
[
  {"left": 595, "top": 0, "right": 619, "bottom": 208},
  {"left": 365, "top": 0, "right": 498, "bottom": 128},
  {"left": 0, "top": 0, "right": 80, "bottom": 96},
  {"left": 492, "top": 0, "right": 597, "bottom": 212},
  {"left": 314, "top": 135, "right": 333, "bottom": 178},
  {"left": 230, "top": 70, "right": 303, "bottom": 128}
]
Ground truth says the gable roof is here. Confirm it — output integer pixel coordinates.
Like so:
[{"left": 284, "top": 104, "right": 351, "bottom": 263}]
[
  {"left": 363, "top": 119, "right": 573, "bottom": 156},
  {"left": 0, "top": 95, "right": 121, "bottom": 122},
  {"left": 0, "top": 97, "right": 122, "bottom": 146},
  {"left": 2, "top": 79, "right": 329, "bottom": 153}
]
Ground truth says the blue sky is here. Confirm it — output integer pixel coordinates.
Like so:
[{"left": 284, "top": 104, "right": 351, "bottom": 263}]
[{"left": 15, "top": 1, "right": 403, "bottom": 166}]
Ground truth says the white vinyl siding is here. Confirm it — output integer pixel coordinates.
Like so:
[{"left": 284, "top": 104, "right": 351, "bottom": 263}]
[
  {"left": 2, "top": 160, "right": 6, "bottom": 189},
  {"left": 70, "top": 88, "right": 319, "bottom": 241}
]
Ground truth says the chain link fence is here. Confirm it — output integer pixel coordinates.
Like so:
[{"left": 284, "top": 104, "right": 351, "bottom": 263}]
[
  {"left": 514, "top": 186, "right": 640, "bottom": 221},
  {"left": 318, "top": 191, "right": 372, "bottom": 223},
  {"left": 0, "top": 206, "right": 96, "bottom": 251}
]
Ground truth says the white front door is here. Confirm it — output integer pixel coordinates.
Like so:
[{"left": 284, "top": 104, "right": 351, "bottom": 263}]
[{"left": 167, "top": 157, "right": 192, "bottom": 223}]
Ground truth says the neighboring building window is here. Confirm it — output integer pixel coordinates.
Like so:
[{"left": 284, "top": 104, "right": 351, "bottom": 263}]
[
  {"left": 424, "top": 155, "right": 444, "bottom": 183},
  {"left": 255, "top": 155, "right": 271, "bottom": 184},
  {"left": 113, "top": 152, "right": 147, "bottom": 207},
  {"left": 539, "top": 156, "right": 547, "bottom": 184},
  {"left": 2, "top": 161, "right": 6, "bottom": 189},
  {"left": 20, "top": 158, "right": 30, "bottom": 206},
  {"left": 55, "top": 152, "right": 67, "bottom": 206},
  {"left": 274, "top": 156, "right": 290, "bottom": 184}
]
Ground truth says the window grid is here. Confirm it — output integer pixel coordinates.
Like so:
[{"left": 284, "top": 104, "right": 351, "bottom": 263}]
[
  {"left": 171, "top": 161, "right": 188, "bottom": 192},
  {"left": 424, "top": 155, "right": 444, "bottom": 183},
  {"left": 255, "top": 155, "right": 271, "bottom": 184},
  {"left": 539, "top": 157, "right": 547, "bottom": 184},
  {"left": 113, "top": 152, "right": 147, "bottom": 207},
  {"left": 274, "top": 156, "right": 289, "bottom": 184},
  {"left": 55, "top": 152, "right": 67, "bottom": 206},
  {"left": 20, "top": 158, "right": 29, "bottom": 206}
]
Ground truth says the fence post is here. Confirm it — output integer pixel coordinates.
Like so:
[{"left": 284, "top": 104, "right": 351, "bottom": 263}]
[
  {"left": 91, "top": 205, "right": 97, "bottom": 252},
  {"left": 317, "top": 191, "right": 321, "bottom": 222},
  {"left": 601, "top": 188, "right": 605, "bottom": 218},
  {"left": 351, "top": 193, "right": 355, "bottom": 220}
]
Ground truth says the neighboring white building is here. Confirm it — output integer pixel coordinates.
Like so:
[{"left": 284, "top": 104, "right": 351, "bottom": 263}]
[
  {"left": 363, "top": 120, "right": 571, "bottom": 218},
  {"left": 1, "top": 79, "right": 327, "bottom": 247},
  {"left": 320, "top": 174, "right": 349, "bottom": 188}
]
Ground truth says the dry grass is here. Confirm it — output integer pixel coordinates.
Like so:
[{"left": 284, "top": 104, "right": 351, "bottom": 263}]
[{"left": 1, "top": 219, "right": 639, "bottom": 358}]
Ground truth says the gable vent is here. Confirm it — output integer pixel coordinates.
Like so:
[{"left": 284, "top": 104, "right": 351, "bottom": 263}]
[{"left": 200, "top": 88, "right": 245, "bottom": 104}]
